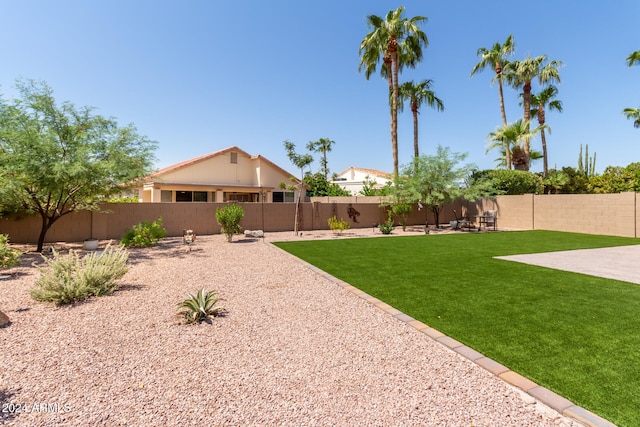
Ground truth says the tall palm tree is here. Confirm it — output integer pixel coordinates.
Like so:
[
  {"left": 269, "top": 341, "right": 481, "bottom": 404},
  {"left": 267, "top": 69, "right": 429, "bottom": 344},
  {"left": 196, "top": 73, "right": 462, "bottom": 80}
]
[
  {"left": 488, "top": 144, "right": 544, "bottom": 169},
  {"left": 626, "top": 50, "right": 640, "bottom": 67},
  {"left": 470, "top": 35, "right": 516, "bottom": 169},
  {"left": 623, "top": 108, "right": 640, "bottom": 128},
  {"left": 359, "top": 6, "right": 428, "bottom": 179},
  {"left": 306, "top": 138, "right": 335, "bottom": 180},
  {"left": 624, "top": 51, "right": 640, "bottom": 129},
  {"left": 487, "top": 119, "right": 544, "bottom": 170},
  {"left": 397, "top": 80, "right": 444, "bottom": 163},
  {"left": 504, "top": 55, "right": 562, "bottom": 170},
  {"left": 528, "top": 86, "right": 563, "bottom": 176}
]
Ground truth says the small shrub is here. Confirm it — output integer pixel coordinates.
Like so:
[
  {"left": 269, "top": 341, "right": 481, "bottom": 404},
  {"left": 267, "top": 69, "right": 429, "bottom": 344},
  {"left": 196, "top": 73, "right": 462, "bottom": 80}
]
[
  {"left": 177, "top": 289, "right": 224, "bottom": 324},
  {"left": 379, "top": 210, "right": 395, "bottom": 235},
  {"left": 120, "top": 217, "right": 167, "bottom": 247},
  {"left": 327, "top": 215, "right": 350, "bottom": 233},
  {"left": 216, "top": 203, "right": 244, "bottom": 242},
  {"left": 31, "top": 244, "right": 129, "bottom": 305},
  {"left": 391, "top": 202, "right": 412, "bottom": 231},
  {"left": 379, "top": 221, "right": 395, "bottom": 234},
  {"left": 0, "top": 234, "right": 21, "bottom": 269}
]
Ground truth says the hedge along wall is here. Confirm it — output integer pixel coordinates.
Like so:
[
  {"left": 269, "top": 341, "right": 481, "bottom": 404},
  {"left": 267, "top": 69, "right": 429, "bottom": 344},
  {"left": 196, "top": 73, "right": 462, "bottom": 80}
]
[{"left": 1, "top": 193, "right": 637, "bottom": 244}]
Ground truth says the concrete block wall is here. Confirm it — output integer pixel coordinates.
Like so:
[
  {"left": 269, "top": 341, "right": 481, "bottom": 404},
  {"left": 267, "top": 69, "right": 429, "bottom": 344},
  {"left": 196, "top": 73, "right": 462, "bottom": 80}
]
[
  {"left": 1, "top": 194, "right": 638, "bottom": 244},
  {"left": 533, "top": 192, "right": 637, "bottom": 238},
  {"left": 637, "top": 193, "right": 640, "bottom": 238},
  {"left": 494, "top": 194, "right": 535, "bottom": 231},
  {"left": 0, "top": 210, "right": 93, "bottom": 244}
]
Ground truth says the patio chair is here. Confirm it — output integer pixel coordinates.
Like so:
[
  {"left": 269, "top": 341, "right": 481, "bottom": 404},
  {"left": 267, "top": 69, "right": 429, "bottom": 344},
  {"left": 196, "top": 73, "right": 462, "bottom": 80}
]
[{"left": 479, "top": 210, "right": 498, "bottom": 231}]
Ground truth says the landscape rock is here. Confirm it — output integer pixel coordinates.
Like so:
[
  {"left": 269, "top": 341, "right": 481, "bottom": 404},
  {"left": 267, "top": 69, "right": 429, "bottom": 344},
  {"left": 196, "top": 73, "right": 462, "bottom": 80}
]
[{"left": 0, "top": 310, "right": 10, "bottom": 327}]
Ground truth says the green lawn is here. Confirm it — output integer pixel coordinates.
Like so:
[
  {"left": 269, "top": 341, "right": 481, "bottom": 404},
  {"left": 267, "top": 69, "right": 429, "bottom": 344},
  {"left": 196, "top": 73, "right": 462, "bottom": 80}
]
[{"left": 274, "top": 231, "right": 640, "bottom": 427}]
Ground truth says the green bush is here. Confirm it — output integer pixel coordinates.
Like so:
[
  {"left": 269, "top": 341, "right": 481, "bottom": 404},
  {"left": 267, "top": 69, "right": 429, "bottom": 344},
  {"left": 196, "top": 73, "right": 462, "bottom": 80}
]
[
  {"left": 471, "top": 169, "right": 543, "bottom": 195},
  {"left": 216, "top": 203, "right": 244, "bottom": 242},
  {"left": 177, "top": 288, "right": 224, "bottom": 324},
  {"left": 0, "top": 234, "right": 21, "bottom": 269},
  {"left": 327, "top": 215, "right": 350, "bottom": 233},
  {"left": 391, "top": 202, "right": 412, "bottom": 231},
  {"left": 379, "top": 210, "right": 395, "bottom": 234},
  {"left": 120, "top": 217, "right": 167, "bottom": 247},
  {"left": 31, "top": 244, "right": 129, "bottom": 305}
]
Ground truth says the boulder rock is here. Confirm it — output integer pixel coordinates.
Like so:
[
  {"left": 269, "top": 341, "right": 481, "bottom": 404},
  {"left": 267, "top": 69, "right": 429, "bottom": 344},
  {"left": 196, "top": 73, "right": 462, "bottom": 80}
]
[
  {"left": 0, "top": 310, "right": 10, "bottom": 328},
  {"left": 243, "top": 230, "right": 264, "bottom": 238}
]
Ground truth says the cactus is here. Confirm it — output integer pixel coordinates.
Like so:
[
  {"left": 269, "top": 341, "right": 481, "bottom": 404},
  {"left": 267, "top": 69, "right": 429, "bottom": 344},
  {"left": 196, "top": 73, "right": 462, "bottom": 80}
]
[{"left": 577, "top": 144, "right": 596, "bottom": 177}]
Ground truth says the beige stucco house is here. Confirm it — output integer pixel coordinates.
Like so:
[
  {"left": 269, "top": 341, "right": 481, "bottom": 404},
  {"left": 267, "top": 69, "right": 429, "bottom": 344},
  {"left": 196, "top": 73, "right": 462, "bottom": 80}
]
[
  {"left": 332, "top": 167, "right": 392, "bottom": 195},
  {"left": 138, "top": 146, "right": 300, "bottom": 203}
]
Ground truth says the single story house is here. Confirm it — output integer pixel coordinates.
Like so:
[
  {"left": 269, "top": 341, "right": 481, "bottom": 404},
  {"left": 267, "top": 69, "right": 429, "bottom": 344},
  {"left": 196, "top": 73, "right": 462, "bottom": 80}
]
[
  {"left": 138, "top": 146, "right": 301, "bottom": 203},
  {"left": 332, "top": 167, "right": 392, "bottom": 195}
]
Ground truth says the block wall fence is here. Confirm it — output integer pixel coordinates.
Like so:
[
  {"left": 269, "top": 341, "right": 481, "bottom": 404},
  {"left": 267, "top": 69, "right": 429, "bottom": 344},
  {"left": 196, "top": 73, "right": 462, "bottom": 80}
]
[{"left": 1, "top": 192, "right": 638, "bottom": 244}]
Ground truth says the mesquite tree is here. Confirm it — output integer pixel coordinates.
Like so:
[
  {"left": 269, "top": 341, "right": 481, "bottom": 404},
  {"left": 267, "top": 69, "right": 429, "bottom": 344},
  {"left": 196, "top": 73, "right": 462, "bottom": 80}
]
[{"left": 0, "top": 80, "right": 156, "bottom": 251}]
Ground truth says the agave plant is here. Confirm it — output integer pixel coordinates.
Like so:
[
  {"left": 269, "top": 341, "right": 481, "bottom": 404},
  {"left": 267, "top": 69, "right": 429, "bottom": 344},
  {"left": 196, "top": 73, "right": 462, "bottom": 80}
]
[{"left": 177, "top": 289, "right": 224, "bottom": 324}]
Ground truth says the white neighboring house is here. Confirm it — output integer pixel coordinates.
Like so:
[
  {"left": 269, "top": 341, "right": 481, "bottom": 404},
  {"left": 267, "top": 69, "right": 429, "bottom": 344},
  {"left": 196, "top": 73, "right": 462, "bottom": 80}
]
[{"left": 331, "top": 167, "right": 392, "bottom": 195}]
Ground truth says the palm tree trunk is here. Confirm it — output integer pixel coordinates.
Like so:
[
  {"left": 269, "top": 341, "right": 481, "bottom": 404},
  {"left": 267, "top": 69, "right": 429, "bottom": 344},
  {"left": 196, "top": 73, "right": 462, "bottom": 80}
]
[
  {"left": 389, "top": 38, "right": 400, "bottom": 180},
  {"left": 540, "top": 129, "right": 548, "bottom": 176},
  {"left": 322, "top": 150, "right": 328, "bottom": 180},
  {"left": 391, "top": 60, "right": 399, "bottom": 180},
  {"left": 522, "top": 80, "right": 532, "bottom": 171},
  {"left": 497, "top": 75, "right": 511, "bottom": 169},
  {"left": 539, "top": 107, "right": 548, "bottom": 176},
  {"left": 412, "top": 108, "right": 419, "bottom": 175},
  {"left": 384, "top": 55, "right": 395, "bottom": 180}
]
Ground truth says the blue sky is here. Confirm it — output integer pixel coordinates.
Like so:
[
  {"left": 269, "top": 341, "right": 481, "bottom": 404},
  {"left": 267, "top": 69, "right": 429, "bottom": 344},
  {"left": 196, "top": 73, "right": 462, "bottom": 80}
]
[{"left": 1, "top": 0, "right": 639, "bottom": 177}]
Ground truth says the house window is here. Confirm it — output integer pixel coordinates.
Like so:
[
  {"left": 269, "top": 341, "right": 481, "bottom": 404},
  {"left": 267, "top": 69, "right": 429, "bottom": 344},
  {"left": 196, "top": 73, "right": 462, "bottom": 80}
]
[
  {"left": 226, "top": 193, "right": 249, "bottom": 202},
  {"left": 230, "top": 152, "right": 238, "bottom": 164},
  {"left": 193, "top": 191, "right": 208, "bottom": 202},
  {"left": 173, "top": 191, "right": 208, "bottom": 202},
  {"left": 210, "top": 192, "right": 216, "bottom": 202},
  {"left": 176, "top": 191, "right": 192, "bottom": 202},
  {"left": 161, "top": 190, "right": 172, "bottom": 202},
  {"left": 273, "top": 191, "right": 295, "bottom": 203}
]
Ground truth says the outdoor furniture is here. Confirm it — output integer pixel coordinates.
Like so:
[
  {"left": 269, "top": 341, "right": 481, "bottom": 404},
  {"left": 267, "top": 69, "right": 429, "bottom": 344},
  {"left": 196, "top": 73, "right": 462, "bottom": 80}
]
[
  {"left": 451, "top": 210, "right": 473, "bottom": 231},
  {"left": 476, "top": 210, "right": 498, "bottom": 231}
]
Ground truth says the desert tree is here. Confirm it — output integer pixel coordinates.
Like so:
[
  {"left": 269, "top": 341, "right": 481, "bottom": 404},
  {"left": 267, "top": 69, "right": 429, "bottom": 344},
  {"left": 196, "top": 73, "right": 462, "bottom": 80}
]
[
  {"left": 0, "top": 80, "right": 156, "bottom": 251},
  {"left": 397, "top": 145, "right": 477, "bottom": 227},
  {"left": 283, "top": 140, "right": 313, "bottom": 236}
]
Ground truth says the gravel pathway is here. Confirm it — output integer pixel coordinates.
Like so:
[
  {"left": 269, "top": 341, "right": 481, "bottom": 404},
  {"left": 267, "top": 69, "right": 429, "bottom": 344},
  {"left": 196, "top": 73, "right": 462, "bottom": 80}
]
[{"left": 0, "top": 231, "right": 582, "bottom": 426}]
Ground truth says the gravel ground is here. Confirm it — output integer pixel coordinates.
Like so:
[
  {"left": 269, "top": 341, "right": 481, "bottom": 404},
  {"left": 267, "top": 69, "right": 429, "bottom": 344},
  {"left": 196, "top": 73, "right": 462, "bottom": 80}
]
[{"left": 0, "top": 230, "right": 582, "bottom": 426}]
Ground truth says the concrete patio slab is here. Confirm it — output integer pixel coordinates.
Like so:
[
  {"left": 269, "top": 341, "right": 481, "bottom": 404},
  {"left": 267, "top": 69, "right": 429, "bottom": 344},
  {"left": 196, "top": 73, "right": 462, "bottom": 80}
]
[{"left": 495, "top": 244, "right": 640, "bottom": 284}]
